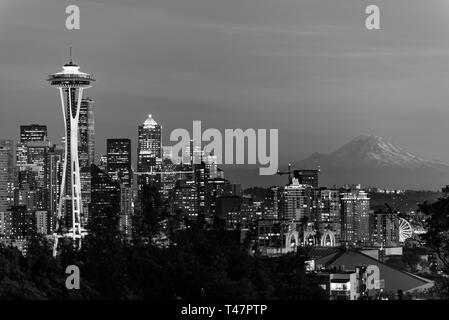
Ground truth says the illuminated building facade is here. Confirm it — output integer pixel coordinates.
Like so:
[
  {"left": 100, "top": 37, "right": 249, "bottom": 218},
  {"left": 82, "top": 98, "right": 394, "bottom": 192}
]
[
  {"left": 0, "top": 140, "right": 15, "bottom": 213},
  {"left": 340, "top": 187, "right": 370, "bottom": 245},
  {"left": 107, "top": 139, "right": 132, "bottom": 187},
  {"left": 78, "top": 98, "right": 95, "bottom": 168},
  {"left": 20, "top": 124, "right": 47, "bottom": 144},
  {"left": 280, "top": 179, "right": 313, "bottom": 221}
]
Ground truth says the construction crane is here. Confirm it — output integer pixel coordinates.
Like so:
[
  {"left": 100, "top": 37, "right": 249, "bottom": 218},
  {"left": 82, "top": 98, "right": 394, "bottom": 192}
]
[{"left": 276, "top": 163, "right": 294, "bottom": 184}]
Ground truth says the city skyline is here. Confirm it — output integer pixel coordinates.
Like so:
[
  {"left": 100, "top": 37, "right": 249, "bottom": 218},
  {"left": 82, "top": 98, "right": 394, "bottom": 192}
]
[
  {"left": 3, "top": 1, "right": 449, "bottom": 302},
  {"left": 3, "top": 0, "right": 449, "bottom": 172}
]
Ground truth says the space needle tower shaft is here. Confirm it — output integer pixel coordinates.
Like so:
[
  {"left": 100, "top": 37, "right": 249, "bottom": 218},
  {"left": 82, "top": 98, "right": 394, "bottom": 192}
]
[{"left": 47, "top": 54, "right": 95, "bottom": 255}]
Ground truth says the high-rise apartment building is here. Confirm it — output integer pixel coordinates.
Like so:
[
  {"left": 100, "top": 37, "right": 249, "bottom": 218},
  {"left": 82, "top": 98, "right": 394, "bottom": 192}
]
[
  {"left": 78, "top": 98, "right": 95, "bottom": 168},
  {"left": 370, "top": 209, "right": 400, "bottom": 247},
  {"left": 0, "top": 140, "right": 15, "bottom": 213},
  {"left": 314, "top": 188, "right": 341, "bottom": 241},
  {"left": 280, "top": 179, "right": 313, "bottom": 221},
  {"left": 137, "top": 114, "right": 162, "bottom": 186},
  {"left": 106, "top": 139, "right": 133, "bottom": 236},
  {"left": 340, "top": 187, "right": 370, "bottom": 245},
  {"left": 107, "top": 139, "right": 132, "bottom": 187},
  {"left": 172, "top": 180, "right": 198, "bottom": 219},
  {"left": 89, "top": 164, "right": 121, "bottom": 230},
  {"left": 44, "top": 145, "right": 64, "bottom": 220}
]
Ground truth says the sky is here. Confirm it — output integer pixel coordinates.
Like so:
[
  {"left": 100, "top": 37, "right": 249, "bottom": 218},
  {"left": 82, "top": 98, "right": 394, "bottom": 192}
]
[{"left": 2, "top": 0, "right": 449, "bottom": 177}]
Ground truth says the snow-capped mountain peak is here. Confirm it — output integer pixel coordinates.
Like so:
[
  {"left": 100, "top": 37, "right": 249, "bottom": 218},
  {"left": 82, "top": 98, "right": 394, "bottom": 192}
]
[{"left": 300, "top": 134, "right": 447, "bottom": 169}]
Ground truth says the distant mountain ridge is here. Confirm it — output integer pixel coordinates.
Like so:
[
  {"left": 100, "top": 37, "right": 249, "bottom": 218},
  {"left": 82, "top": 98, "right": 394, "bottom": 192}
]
[
  {"left": 296, "top": 134, "right": 449, "bottom": 190},
  {"left": 299, "top": 134, "right": 449, "bottom": 170}
]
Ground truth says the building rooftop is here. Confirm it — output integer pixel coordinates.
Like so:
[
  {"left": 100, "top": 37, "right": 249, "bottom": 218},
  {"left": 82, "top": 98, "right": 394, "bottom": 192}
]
[{"left": 142, "top": 114, "right": 159, "bottom": 129}]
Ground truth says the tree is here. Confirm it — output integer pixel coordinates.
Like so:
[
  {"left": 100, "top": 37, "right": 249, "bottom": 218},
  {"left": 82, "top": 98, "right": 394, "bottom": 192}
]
[
  {"left": 419, "top": 198, "right": 449, "bottom": 273},
  {"left": 133, "top": 184, "right": 167, "bottom": 244}
]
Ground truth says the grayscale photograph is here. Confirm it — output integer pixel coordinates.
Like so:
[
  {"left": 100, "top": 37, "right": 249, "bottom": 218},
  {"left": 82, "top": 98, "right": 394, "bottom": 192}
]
[{"left": 0, "top": 0, "right": 448, "bottom": 311}]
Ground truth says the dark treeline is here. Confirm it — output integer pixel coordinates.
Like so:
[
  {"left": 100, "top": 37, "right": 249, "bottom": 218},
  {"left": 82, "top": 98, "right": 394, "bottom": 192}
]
[{"left": 0, "top": 186, "right": 326, "bottom": 300}]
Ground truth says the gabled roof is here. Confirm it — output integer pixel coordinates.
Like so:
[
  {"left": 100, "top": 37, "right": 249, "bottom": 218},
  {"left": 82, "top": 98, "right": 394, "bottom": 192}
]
[
  {"left": 313, "top": 247, "right": 434, "bottom": 292},
  {"left": 306, "top": 247, "right": 342, "bottom": 261}
]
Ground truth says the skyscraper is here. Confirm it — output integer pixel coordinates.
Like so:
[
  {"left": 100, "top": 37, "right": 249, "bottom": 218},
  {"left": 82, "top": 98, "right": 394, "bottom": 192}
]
[
  {"left": 107, "top": 139, "right": 132, "bottom": 187},
  {"left": 370, "top": 209, "right": 399, "bottom": 247},
  {"left": 280, "top": 179, "right": 313, "bottom": 221},
  {"left": 314, "top": 188, "right": 341, "bottom": 242},
  {"left": 26, "top": 141, "right": 52, "bottom": 188},
  {"left": 340, "top": 186, "right": 370, "bottom": 245},
  {"left": 89, "top": 164, "right": 121, "bottom": 231},
  {"left": 80, "top": 166, "right": 92, "bottom": 226},
  {"left": 44, "top": 145, "right": 64, "bottom": 228},
  {"left": 20, "top": 124, "right": 47, "bottom": 144},
  {"left": 172, "top": 180, "right": 198, "bottom": 219},
  {"left": 107, "top": 139, "right": 133, "bottom": 236},
  {"left": 3, "top": 206, "right": 33, "bottom": 239},
  {"left": 78, "top": 98, "right": 95, "bottom": 168},
  {"left": 0, "top": 140, "right": 15, "bottom": 213},
  {"left": 47, "top": 58, "right": 95, "bottom": 252},
  {"left": 14, "top": 140, "right": 52, "bottom": 212},
  {"left": 137, "top": 114, "right": 162, "bottom": 191}
]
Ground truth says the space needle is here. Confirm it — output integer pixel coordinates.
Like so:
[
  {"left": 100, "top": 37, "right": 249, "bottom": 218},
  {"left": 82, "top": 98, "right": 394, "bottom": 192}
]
[{"left": 47, "top": 51, "right": 95, "bottom": 255}]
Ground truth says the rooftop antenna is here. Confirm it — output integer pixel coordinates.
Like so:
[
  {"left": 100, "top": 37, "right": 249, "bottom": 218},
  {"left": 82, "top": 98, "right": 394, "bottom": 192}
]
[{"left": 69, "top": 46, "right": 73, "bottom": 64}]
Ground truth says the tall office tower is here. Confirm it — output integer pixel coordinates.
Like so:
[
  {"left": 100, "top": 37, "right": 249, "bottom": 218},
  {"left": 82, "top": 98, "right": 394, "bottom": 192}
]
[
  {"left": 44, "top": 145, "right": 64, "bottom": 227},
  {"left": 194, "top": 161, "right": 210, "bottom": 220},
  {"left": 205, "top": 152, "right": 218, "bottom": 179},
  {"left": 35, "top": 210, "right": 52, "bottom": 235},
  {"left": 172, "top": 180, "right": 198, "bottom": 219},
  {"left": 340, "top": 187, "right": 370, "bottom": 246},
  {"left": 107, "top": 139, "right": 133, "bottom": 235},
  {"left": 370, "top": 209, "right": 399, "bottom": 247},
  {"left": 26, "top": 141, "right": 52, "bottom": 208},
  {"left": 120, "top": 186, "right": 133, "bottom": 237},
  {"left": 47, "top": 58, "right": 95, "bottom": 252},
  {"left": 0, "top": 211, "right": 13, "bottom": 237},
  {"left": 0, "top": 140, "right": 15, "bottom": 213},
  {"left": 206, "top": 177, "right": 229, "bottom": 221},
  {"left": 160, "top": 159, "right": 178, "bottom": 199},
  {"left": 16, "top": 143, "right": 28, "bottom": 171},
  {"left": 89, "top": 164, "right": 121, "bottom": 230},
  {"left": 78, "top": 98, "right": 95, "bottom": 168},
  {"left": 107, "top": 139, "right": 132, "bottom": 187},
  {"left": 80, "top": 166, "right": 92, "bottom": 226},
  {"left": 280, "top": 178, "right": 313, "bottom": 221},
  {"left": 263, "top": 186, "right": 283, "bottom": 219},
  {"left": 137, "top": 114, "right": 162, "bottom": 186},
  {"left": 293, "top": 169, "right": 319, "bottom": 188},
  {"left": 314, "top": 188, "right": 341, "bottom": 242},
  {"left": 15, "top": 140, "right": 47, "bottom": 206},
  {"left": 137, "top": 114, "right": 162, "bottom": 214},
  {"left": 20, "top": 124, "right": 47, "bottom": 144},
  {"left": 5, "top": 206, "right": 34, "bottom": 240}
]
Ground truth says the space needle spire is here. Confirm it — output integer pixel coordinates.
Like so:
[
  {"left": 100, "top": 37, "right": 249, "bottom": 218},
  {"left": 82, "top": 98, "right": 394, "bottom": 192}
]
[{"left": 47, "top": 53, "right": 95, "bottom": 256}]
